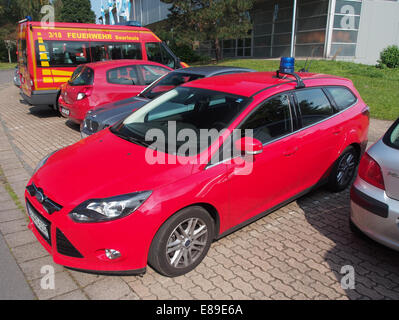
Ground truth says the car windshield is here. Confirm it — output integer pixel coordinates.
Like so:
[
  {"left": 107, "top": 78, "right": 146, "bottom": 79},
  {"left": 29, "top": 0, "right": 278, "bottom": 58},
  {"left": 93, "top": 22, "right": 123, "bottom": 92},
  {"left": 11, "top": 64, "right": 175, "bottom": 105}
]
[
  {"left": 110, "top": 87, "right": 250, "bottom": 155},
  {"left": 140, "top": 72, "right": 204, "bottom": 99}
]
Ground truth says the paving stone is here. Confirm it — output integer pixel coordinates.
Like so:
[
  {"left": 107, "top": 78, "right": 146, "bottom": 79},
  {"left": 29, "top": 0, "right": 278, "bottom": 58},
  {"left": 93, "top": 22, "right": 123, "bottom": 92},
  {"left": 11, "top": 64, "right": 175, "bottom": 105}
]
[
  {"left": 30, "top": 271, "right": 79, "bottom": 300},
  {"left": 12, "top": 242, "right": 49, "bottom": 263},
  {"left": 19, "top": 255, "right": 64, "bottom": 281},
  {"left": 84, "top": 277, "right": 132, "bottom": 300},
  {"left": 67, "top": 269, "right": 104, "bottom": 288},
  {"left": 0, "top": 208, "right": 25, "bottom": 223},
  {"left": 0, "top": 83, "right": 398, "bottom": 300},
  {"left": 4, "top": 229, "right": 36, "bottom": 248},
  {"left": 0, "top": 218, "right": 28, "bottom": 235},
  {"left": 52, "top": 289, "right": 88, "bottom": 300}
]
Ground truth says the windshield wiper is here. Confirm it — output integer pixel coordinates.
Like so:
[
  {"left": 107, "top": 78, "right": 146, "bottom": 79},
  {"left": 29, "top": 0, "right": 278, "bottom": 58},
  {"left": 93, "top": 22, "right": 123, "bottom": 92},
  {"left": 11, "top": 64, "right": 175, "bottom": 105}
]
[{"left": 110, "top": 128, "right": 150, "bottom": 148}]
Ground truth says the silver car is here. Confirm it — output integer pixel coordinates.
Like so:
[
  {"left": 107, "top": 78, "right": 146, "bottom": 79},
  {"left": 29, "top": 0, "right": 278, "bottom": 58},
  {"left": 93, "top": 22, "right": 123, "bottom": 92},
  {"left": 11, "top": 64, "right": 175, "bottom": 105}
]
[{"left": 350, "top": 118, "right": 399, "bottom": 250}]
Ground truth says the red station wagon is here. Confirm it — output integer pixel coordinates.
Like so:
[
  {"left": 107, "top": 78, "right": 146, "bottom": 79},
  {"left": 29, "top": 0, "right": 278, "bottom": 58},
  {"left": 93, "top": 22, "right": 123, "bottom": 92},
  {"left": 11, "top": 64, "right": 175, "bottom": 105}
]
[
  {"left": 25, "top": 67, "right": 369, "bottom": 277},
  {"left": 58, "top": 59, "right": 172, "bottom": 123}
]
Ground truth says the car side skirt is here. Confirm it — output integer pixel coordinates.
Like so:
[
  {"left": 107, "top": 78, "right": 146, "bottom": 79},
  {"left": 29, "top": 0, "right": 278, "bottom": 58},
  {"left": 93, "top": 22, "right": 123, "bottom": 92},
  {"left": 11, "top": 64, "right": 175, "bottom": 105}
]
[{"left": 65, "top": 266, "right": 147, "bottom": 276}]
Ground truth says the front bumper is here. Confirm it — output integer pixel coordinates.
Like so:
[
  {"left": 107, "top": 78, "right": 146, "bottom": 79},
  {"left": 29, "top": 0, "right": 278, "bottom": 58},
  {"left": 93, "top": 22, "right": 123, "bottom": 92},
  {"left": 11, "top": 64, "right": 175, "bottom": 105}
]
[
  {"left": 25, "top": 188, "right": 151, "bottom": 274},
  {"left": 350, "top": 177, "right": 399, "bottom": 251},
  {"left": 80, "top": 117, "right": 108, "bottom": 139}
]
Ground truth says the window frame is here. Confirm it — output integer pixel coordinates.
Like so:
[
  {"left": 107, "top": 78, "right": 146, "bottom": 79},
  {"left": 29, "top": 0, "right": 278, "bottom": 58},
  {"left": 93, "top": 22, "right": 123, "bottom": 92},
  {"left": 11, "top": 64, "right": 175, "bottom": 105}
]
[
  {"left": 383, "top": 118, "right": 399, "bottom": 151},
  {"left": 137, "top": 64, "right": 171, "bottom": 86},
  {"left": 206, "top": 90, "right": 296, "bottom": 170},
  {"left": 236, "top": 91, "right": 296, "bottom": 147},
  {"left": 293, "top": 86, "right": 337, "bottom": 129},
  {"left": 323, "top": 85, "right": 358, "bottom": 112},
  {"left": 35, "top": 40, "right": 91, "bottom": 68},
  {"left": 145, "top": 42, "right": 176, "bottom": 69},
  {"left": 106, "top": 65, "right": 142, "bottom": 86}
]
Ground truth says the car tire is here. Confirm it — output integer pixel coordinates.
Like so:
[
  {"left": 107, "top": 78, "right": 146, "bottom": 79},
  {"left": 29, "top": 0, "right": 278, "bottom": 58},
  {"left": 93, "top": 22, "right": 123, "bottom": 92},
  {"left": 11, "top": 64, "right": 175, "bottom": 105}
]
[
  {"left": 327, "top": 146, "right": 359, "bottom": 192},
  {"left": 148, "top": 206, "right": 215, "bottom": 277},
  {"left": 53, "top": 91, "right": 61, "bottom": 115}
]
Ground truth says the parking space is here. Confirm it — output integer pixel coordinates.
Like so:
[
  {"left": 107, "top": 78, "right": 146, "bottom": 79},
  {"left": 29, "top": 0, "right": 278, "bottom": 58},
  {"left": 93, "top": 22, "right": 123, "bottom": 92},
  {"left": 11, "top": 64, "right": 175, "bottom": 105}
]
[{"left": 0, "top": 81, "right": 398, "bottom": 300}]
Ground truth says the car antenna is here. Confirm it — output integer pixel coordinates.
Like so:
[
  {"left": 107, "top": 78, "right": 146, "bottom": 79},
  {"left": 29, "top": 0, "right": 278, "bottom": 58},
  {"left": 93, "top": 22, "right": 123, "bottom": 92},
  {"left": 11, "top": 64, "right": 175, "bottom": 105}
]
[
  {"left": 276, "top": 57, "right": 305, "bottom": 89},
  {"left": 299, "top": 58, "right": 309, "bottom": 72}
]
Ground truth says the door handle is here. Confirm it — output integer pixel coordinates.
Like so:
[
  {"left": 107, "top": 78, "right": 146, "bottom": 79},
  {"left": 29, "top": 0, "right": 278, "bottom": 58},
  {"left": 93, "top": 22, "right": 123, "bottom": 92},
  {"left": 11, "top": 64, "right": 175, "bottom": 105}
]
[{"left": 283, "top": 147, "right": 298, "bottom": 157}]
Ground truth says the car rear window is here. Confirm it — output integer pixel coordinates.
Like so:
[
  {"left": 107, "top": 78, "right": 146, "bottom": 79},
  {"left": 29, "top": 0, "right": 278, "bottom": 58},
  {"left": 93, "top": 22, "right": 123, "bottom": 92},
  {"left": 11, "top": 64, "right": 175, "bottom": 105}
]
[
  {"left": 326, "top": 86, "right": 357, "bottom": 111},
  {"left": 69, "top": 66, "right": 94, "bottom": 86},
  {"left": 384, "top": 120, "right": 399, "bottom": 149}
]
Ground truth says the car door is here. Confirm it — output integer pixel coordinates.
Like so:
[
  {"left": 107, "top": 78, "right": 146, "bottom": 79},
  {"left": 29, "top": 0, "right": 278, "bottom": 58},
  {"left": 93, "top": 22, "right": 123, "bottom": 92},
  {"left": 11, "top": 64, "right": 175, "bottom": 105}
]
[
  {"left": 292, "top": 87, "right": 345, "bottom": 190},
  {"left": 105, "top": 65, "right": 146, "bottom": 101},
  {"left": 224, "top": 92, "right": 302, "bottom": 230}
]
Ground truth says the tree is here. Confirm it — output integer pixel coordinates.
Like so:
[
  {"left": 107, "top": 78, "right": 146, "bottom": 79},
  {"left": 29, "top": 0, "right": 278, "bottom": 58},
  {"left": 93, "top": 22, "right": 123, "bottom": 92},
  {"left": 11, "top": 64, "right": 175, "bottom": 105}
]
[
  {"left": 16, "top": 0, "right": 50, "bottom": 20},
  {"left": 161, "top": 0, "right": 254, "bottom": 61},
  {"left": 57, "top": 0, "right": 95, "bottom": 23}
]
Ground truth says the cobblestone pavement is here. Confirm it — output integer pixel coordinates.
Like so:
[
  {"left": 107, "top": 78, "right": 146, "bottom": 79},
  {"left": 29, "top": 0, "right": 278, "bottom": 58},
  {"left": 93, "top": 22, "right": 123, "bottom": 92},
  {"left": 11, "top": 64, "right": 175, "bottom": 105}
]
[{"left": 0, "top": 82, "right": 398, "bottom": 300}]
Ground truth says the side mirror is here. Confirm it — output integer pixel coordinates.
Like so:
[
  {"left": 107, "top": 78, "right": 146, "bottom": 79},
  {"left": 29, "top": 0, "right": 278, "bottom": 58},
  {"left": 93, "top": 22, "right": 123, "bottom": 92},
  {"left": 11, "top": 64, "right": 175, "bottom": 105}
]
[{"left": 235, "top": 137, "right": 263, "bottom": 156}]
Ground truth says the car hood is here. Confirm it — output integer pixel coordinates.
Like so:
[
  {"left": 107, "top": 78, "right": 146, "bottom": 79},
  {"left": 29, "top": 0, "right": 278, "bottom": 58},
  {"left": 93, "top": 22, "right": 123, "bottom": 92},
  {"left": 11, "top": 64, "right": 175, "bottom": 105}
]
[
  {"left": 90, "top": 97, "right": 149, "bottom": 127},
  {"left": 32, "top": 130, "right": 193, "bottom": 207}
]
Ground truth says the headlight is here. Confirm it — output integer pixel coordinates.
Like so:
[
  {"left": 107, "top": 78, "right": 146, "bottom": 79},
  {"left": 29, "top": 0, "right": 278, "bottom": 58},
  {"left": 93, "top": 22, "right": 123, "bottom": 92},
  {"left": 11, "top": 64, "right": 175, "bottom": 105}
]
[
  {"left": 69, "top": 191, "right": 152, "bottom": 223},
  {"left": 33, "top": 150, "right": 58, "bottom": 175}
]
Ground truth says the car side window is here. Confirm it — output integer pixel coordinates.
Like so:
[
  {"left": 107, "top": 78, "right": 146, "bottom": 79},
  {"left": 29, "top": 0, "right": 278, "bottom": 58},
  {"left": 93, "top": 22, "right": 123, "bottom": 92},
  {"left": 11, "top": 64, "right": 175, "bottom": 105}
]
[
  {"left": 240, "top": 94, "right": 293, "bottom": 144},
  {"left": 139, "top": 65, "right": 170, "bottom": 85},
  {"left": 325, "top": 86, "right": 357, "bottom": 111},
  {"left": 145, "top": 42, "right": 176, "bottom": 69},
  {"left": 295, "top": 88, "right": 334, "bottom": 127},
  {"left": 107, "top": 66, "right": 139, "bottom": 85}
]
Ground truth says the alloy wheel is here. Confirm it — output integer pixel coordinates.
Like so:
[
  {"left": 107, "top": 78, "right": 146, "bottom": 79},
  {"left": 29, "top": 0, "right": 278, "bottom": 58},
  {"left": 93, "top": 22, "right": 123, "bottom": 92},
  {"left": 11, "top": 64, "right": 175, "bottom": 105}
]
[{"left": 166, "top": 218, "right": 208, "bottom": 268}]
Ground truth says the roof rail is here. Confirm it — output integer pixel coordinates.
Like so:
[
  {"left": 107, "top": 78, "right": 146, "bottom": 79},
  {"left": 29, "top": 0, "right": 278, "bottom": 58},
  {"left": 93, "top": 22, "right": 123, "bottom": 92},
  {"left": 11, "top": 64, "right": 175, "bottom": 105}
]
[{"left": 276, "top": 70, "right": 305, "bottom": 89}]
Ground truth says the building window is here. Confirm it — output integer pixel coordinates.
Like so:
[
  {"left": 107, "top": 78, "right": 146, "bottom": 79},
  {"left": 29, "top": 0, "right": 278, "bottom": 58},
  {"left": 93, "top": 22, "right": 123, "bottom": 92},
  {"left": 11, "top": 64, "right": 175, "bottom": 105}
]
[{"left": 330, "top": 0, "right": 363, "bottom": 57}]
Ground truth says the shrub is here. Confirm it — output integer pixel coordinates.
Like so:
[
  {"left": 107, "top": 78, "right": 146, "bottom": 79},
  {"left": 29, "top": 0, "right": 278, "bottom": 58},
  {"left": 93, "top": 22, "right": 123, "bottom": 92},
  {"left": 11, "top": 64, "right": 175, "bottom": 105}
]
[{"left": 378, "top": 45, "right": 399, "bottom": 69}]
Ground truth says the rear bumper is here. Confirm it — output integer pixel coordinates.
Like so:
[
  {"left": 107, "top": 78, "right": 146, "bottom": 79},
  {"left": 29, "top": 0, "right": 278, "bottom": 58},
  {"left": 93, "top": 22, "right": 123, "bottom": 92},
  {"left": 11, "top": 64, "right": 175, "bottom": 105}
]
[
  {"left": 20, "top": 89, "right": 58, "bottom": 106},
  {"left": 350, "top": 177, "right": 399, "bottom": 251},
  {"left": 58, "top": 96, "right": 88, "bottom": 124}
]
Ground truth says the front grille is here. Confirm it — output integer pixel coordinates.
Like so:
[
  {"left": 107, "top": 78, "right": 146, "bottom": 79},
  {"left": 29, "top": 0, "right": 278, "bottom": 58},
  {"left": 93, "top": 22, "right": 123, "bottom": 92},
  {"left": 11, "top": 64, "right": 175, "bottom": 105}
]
[
  {"left": 26, "top": 184, "right": 62, "bottom": 214},
  {"left": 56, "top": 229, "right": 83, "bottom": 258},
  {"left": 85, "top": 118, "right": 99, "bottom": 133},
  {"left": 26, "top": 199, "right": 52, "bottom": 245}
]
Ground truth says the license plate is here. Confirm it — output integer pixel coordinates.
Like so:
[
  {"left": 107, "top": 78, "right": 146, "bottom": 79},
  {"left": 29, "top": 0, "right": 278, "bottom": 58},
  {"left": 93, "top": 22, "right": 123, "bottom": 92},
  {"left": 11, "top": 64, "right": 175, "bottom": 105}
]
[
  {"left": 27, "top": 203, "right": 49, "bottom": 240},
  {"left": 61, "top": 107, "right": 70, "bottom": 116}
]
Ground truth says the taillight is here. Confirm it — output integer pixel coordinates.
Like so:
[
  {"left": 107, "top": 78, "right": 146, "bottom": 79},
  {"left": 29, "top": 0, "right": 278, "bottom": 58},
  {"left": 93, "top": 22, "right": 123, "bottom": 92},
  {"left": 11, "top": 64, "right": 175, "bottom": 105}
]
[
  {"left": 76, "top": 86, "right": 92, "bottom": 101},
  {"left": 361, "top": 105, "right": 370, "bottom": 119},
  {"left": 358, "top": 153, "right": 385, "bottom": 190}
]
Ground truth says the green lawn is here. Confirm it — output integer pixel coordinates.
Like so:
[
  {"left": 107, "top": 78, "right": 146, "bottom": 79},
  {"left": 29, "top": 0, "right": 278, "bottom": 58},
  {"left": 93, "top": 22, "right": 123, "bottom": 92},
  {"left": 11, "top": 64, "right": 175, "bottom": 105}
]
[
  {"left": 204, "top": 59, "right": 399, "bottom": 121},
  {"left": 0, "top": 62, "right": 16, "bottom": 70}
]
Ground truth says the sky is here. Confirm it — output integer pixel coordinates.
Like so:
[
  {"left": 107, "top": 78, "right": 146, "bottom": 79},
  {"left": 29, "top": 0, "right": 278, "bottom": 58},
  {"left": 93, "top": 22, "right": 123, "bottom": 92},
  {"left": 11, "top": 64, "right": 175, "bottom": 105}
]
[{"left": 90, "top": 0, "right": 102, "bottom": 21}]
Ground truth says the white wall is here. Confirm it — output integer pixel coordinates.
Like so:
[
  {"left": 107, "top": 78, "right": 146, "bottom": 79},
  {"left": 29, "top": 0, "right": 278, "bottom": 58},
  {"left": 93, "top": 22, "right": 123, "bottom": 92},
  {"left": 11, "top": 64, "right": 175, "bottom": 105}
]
[{"left": 355, "top": 0, "right": 399, "bottom": 65}]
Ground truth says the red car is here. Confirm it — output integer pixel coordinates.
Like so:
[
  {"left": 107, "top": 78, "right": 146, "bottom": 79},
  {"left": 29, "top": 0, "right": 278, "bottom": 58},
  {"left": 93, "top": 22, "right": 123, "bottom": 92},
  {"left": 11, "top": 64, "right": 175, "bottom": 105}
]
[
  {"left": 58, "top": 60, "right": 172, "bottom": 123},
  {"left": 25, "top": 68, "right": 369, "bottom": 277}
]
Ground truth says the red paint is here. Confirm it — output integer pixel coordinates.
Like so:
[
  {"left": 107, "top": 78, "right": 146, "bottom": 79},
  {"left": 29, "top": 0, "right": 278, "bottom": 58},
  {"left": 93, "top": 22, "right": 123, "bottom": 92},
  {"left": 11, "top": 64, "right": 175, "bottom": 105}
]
[
  {"left": 58, "top": 60, "right": 172, "bottom": 123},
  {"left": 25, "top": 72, "right": 369, "bottom": 273}
]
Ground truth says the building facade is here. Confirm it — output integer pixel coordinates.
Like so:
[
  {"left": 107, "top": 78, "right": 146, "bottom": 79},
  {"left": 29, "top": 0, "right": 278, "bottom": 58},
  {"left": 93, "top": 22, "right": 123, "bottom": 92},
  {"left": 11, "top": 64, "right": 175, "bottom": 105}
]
[{"left": 111, "top": 0, "right": 399, "bottom": 65}]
